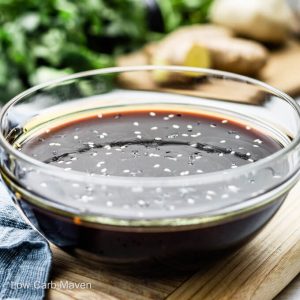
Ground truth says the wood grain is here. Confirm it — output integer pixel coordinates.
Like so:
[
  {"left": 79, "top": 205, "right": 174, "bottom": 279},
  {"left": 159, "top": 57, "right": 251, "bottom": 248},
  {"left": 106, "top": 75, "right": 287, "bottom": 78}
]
[{"left": 47, "top": 181, "right": 300, "bottom": 300}]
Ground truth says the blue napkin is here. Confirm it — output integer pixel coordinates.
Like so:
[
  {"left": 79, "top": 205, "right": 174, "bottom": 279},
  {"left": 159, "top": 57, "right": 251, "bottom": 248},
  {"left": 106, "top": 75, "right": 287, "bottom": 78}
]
[{"left": 0, "top": 182, "right": 52, "bottom": 300}]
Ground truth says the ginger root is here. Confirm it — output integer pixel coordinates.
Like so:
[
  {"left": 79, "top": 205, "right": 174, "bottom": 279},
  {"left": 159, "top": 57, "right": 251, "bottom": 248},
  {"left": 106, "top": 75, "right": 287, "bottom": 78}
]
[{"left": 149, "top": 25, "right": 268, "bottom": 82}]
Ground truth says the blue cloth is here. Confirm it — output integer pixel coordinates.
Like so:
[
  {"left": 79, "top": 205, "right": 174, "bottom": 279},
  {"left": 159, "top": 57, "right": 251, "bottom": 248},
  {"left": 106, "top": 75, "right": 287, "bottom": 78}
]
[{"left": 0, "top": 182, "right": 52, "bottom": 300}]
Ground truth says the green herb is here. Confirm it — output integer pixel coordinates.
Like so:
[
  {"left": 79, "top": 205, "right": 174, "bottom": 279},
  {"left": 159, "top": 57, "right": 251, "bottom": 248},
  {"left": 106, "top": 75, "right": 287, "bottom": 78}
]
[{"left": 0, "top": 0, "right": 213, "bottom": 102}]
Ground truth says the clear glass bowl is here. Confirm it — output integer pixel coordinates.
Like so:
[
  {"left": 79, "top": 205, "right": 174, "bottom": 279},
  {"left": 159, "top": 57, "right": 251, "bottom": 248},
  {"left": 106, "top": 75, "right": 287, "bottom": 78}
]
[{"left": 1, "top": 66, "right": 300, "bottom": 264}]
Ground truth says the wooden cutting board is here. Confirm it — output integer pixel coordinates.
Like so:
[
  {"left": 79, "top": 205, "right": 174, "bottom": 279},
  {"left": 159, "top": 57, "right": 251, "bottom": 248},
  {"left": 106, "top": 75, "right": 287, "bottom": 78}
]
[{"left": 47, "top": 180, "right": 300, "bottom": 300}]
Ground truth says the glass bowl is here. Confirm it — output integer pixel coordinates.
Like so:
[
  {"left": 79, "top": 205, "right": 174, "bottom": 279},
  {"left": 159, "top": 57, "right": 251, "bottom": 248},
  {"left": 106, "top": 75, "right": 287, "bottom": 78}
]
[{"left": 0, "top": 66, "right": 300, "bottom": 264}]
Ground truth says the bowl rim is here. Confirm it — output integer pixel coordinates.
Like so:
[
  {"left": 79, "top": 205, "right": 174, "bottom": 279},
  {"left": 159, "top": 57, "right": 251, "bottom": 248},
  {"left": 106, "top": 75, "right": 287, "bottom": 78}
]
[{"left": 0, "top": 65, "right": 299, "bottom": 188}]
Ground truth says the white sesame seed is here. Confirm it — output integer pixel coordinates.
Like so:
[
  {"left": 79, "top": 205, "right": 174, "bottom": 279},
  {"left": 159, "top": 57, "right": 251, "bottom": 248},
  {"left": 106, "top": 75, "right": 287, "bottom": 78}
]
[
  {"left": 235, "top": 135, "right": 240, "bottom": 139},
  {"left": 187, "top": 125, "right": 193, "bottom": 129},
  {"left": 172, "top": 124, "right": 180, "bottom": 129},
  {"left": 96, "top": 161, "right": 105, "bottom": 167},
  {"left": 101, "top": 168, "right": 107, "bottom": 173},
  {"left": 97, "top": 113, "right": 103, "bottom": 118},
  {"left": 153, "top": 164, "right": 160, "bottom": 168},
  {"left": 149, "top": 112, "right": 156, "bottom": 116},
  {"left": 187, "top": 198, "right": 195, "bottom": 204},
  {"left": 123, "top": 169, "right": 130, "bottom": 173},
  {"left": 74, "top": 135, "right": 79, "bottom": 140},
  {"left": 133, "top": 122, "right": 139, "bottom": 126},
  {"left": 207, "top": 190, "right": 216, "bottom": 195},
  {"left": 197, "top": 169, "right": 203, "bottom": 173},
  {"left": 220, "top": 140, "right": 226, "bottom": 143},
  {"left": 149, "top": 153, "right": 160, "bottom": 157},
  {"left": 137, "top": 135, "right": 142, "bottom": 139},
  {"left": 182, "top": 133, "right": 189, "bottom": 137},
  {"left": 228, "top": 185, "right": 240, "bottom": 193},
  {"left": 105, "top": 152, "right": 112, "bottom": 155},
  {"left": 210, "top": 124, "right": 216, "bottom": 128},
  {"left": 246, "top": 126, "right": 251, "bottom": 130},
  {"left": 222, "top": 120, "right": 228, "bottom": 124},
  {"left": 151, "top": 126, "right": 158, "bottom": 130},
  {"left": 40, "top": 182, "right": 47, "bottom": 188},
  {"left": 168, "top": 114, "right": 175, "bottom": 118},
  {"left": 155, "top": 137, "right": 162, "bottom": 141},
  {"left": 106, "top": 200, "right": 113, "bottom": 207},
  {"left": 64, "top": 168, "right": 71, "bottom": 171},
  {"left": 180, "top": 171, "right": 190, "bottom": 176},
  {"left": 163, "top": 117, "right": 169, "bottom": 120},
  {"left": 134, "top": 131, "right": 141, "bottom": 134},
  {"left": 164, "top": 168, "right": 171, "bottom": 172}
]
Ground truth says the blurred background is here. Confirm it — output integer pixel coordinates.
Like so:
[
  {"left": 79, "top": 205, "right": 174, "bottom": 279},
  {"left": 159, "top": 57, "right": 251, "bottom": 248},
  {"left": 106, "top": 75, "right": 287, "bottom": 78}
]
[{"left": 0, "top": 0, "right": 299, "bottom": 103}]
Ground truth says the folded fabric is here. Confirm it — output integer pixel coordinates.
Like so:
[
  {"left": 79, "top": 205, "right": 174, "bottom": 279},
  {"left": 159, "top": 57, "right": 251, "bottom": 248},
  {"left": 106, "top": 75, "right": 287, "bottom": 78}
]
[{"left": 0, "top": 182, "right": 52, "bottom": 300}]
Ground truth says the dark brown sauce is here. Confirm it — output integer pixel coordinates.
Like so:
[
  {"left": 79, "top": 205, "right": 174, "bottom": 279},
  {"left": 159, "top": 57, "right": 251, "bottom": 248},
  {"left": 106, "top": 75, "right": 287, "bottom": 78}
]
[{"left": 19, "top": 110, "right": 283, "bottom": 176}]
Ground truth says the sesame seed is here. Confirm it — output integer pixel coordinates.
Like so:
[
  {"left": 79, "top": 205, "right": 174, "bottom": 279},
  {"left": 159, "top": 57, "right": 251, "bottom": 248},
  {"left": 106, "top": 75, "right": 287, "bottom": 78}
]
[
  {"left": 149, "top": 112, "right": 156, "bottom": 116},
  {"left": 74, "top": 135, "right": 79, "bottom": 140},
  {"left": 187, "top": 198, "right": 195, "bottom": 204},
  {"left": 151, "top": 126, "right": 158, "bottom": 130},
  {"left": 172, "top": 124, "right": 180, "bottom": 129},
  {"left": 180, "top": 171, "right": 190, "bottom": 176},
  {"left": 153, "top": 164, "right": 160, "bottom": 168},
  {"left": 220, "top": 140, "right": 226, "bottom": 143},
  {"left": 164, "top": 168, "right": 171, "bottom": 172},
  {"left": 133, "top": 122, "right": 139, "bottom": 126},
  {"left": 222, "top": 120, "right": 228, "bottom": 124}
]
